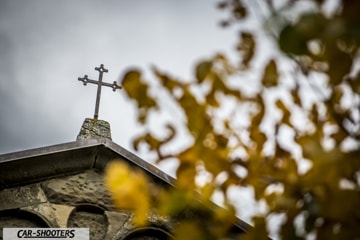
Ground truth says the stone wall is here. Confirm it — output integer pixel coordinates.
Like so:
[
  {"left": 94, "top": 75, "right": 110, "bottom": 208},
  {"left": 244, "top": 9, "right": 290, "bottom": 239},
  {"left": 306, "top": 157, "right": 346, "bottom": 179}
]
[{"left": 0, "top": 169, "right": 173, "bottom": 240}]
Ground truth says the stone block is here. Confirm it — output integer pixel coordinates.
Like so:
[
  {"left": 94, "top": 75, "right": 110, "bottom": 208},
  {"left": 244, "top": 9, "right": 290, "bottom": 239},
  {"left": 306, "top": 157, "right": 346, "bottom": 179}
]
[
  {"left": 41, "top": 170, "right": 113, "bottom": 209},
  {"left": 22, "top": 203, "right": 74, "bottom": 228},
  {"left": 0, "top": 184, "right": 47, "bottom": 211},
  {"left": 77, "top": 118, "right": 111, "bottom": 140}
]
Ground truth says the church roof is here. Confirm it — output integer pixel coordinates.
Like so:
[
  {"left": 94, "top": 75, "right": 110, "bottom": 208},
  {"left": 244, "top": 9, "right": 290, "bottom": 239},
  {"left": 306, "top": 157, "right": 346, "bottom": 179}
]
[
  {"left": 0, "top": 133, "right": 251, "bottom": 234},
  {"left": 0, "top": 138, "right": 175, "bottom": 190}
]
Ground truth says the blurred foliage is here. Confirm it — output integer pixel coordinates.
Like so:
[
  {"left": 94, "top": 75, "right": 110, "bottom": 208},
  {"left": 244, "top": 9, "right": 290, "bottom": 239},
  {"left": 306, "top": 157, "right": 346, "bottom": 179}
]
[
  {"left": 104, "top": 161, "right": 150, "bottom": 226},
  {"left": 106, "top": 0, "right": 360, "bottom": 239}
]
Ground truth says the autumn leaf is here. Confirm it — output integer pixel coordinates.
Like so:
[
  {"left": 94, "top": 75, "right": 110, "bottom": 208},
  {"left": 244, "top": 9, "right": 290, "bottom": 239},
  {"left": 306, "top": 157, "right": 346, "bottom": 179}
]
[
  {"left": 275, "top": 99, "right": 292, "bottom": 126},
  {"left": 237, "top": 32, "right": 255, "bottom": 67},
  {"left": 121, "top": 69, "right": 158, "bottom": 123},
  {"left": 242, "top": 217, "right": 268, "bottom": 240},
  {"left": 174, "top": 221, "right": 208, "bottom": 240},
  {"left": 110, "top": 1, "right": 360, "bottom": 239},
  {"left": 195, "top": 61, "right": 213, "bottom": 83},
  {"left": 328, "top": 49, "right": 352, "bottom": 85},
  {"left": 176, "top": 161, "right": 197, "bottom": 190},
  {"left": 291, "top": 88, "right": 302, "bottom": 106},
  {"left": 262, "top": 59, "right": 279, "bottom": 87},
  {"left": 104, "top": 161, "right": 150, "bottom": 226}
]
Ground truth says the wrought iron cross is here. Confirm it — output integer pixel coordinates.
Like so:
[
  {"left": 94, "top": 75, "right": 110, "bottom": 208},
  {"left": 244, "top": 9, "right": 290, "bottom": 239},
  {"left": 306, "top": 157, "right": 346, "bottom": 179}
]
[{"left": 78, "top": 64, "right": 122, "bottom": 119}]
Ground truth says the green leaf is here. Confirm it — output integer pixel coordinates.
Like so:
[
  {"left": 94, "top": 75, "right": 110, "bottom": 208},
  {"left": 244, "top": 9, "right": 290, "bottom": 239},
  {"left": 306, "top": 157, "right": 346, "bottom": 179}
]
[
  {"left": 279, "top": 24, "right": 308, "bottom": 55},
  {"left": 279, "top": 13, "right": 326, "bottom": 56}
]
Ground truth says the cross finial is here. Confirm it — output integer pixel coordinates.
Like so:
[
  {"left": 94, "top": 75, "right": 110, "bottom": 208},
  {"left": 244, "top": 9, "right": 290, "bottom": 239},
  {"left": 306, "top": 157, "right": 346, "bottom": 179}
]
[{"left": 78, "top": 64, "right": 122, "bottom": 119}]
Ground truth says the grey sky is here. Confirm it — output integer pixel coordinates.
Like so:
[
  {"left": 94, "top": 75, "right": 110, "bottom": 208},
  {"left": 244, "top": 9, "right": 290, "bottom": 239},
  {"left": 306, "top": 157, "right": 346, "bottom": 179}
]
[
  {"left": 0, "top": 0, "right": 237, "bottom": 153},
  {"left": 0, "top": 0, "right": 277, "bottom": 227}
]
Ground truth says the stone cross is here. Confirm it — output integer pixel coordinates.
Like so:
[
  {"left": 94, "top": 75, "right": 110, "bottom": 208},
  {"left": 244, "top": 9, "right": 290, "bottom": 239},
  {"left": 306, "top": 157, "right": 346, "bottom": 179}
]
[{"left": 78, "top": 64, "right": 122, "bottom": 119}]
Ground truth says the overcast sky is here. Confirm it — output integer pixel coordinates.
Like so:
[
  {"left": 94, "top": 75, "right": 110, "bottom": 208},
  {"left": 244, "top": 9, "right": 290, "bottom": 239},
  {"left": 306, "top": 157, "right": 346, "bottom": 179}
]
[
  {"left": 0, "top": 0, "right": 278, "bottom": 227},
  {"left": 0, "top": 0, "right": 241, "bottom": 153}
]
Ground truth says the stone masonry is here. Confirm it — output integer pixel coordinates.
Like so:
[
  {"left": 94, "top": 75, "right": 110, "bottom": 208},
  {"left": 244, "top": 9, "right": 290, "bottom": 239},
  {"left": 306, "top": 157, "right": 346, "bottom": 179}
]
[
  {"left": 0, "top": 169, "right": 172, "bottom": 240},
  {"left": 77, "top": 118, "right": 112, "bottom": 140},
  {"left": 0, "top": 119, "right": 249, "bottom": 240}
]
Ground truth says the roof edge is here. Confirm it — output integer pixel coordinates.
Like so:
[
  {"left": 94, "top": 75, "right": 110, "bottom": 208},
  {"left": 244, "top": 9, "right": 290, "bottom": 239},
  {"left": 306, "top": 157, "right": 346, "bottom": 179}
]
[
  {"left": 0, "top": 139, "right": 104, "bottom": 163},
  {"left": 99, "top": 139, "right": 177, "bottom": 187},
  {"left": 0, "top": 139, "right": 177, "bottom": 189}
]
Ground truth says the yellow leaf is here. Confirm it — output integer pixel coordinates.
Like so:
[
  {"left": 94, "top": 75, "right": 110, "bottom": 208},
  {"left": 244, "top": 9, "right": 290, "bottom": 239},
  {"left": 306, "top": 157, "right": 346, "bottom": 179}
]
[
  {"left": 242, "top": 216, "right": 268, "bottom": 240},
  {"left": 200, "top": 183, "right": 215, "bottom": 202},
  {"left": 174, "top": 221, "right": 207, "bottom": 240},
  {"left": 152, "top": 66, "right": 179, "bottom": 92},
  {"left": 291, "top": 88, "right": 302, "bottom": 106},
  {"left": 237, "top": 32, "right": 255, "bottom": 67},
  {"left": 195, "top": 60, "right": 213, "bottom": 83},
  {"left": 206, "top": 89, "right": 220, "bottom": 107},
  {"left": 262, "top": 59, "right": 279, "bottom": 87},
  {"left": 251, "top": 95, "right": 265, "bottom": 127},
  {"left": 328, "top": 50, "right": 352, "bottom": 85},
  {"left": 249, "top": 95, "right": 267, "bottom": 151},
  {"left": 232, "top": 3, "right": 247, "bottom": 19},
  {"left": 331, "top": 86, "right": 344, "bottom": 106},
  {"left": 121, "top": 69, "right": 157, "bottom": 123},
  {"left": 249, "top": 129, "right": 267, "bottom": 150},
  {"left": 158, "top": 189, "right": 193, "bottom": 217},
  {"left": 275, "top": 99, "right": 292, "bottom": 126},
  {"left": 121, "top": 70, "right": 142, "bottom": 99},
  {"left": 176, "top": 162, "right": 197, "bottom": 190},
  {"left": 104, "top": 161, "right": 150, "bottom": 226}
]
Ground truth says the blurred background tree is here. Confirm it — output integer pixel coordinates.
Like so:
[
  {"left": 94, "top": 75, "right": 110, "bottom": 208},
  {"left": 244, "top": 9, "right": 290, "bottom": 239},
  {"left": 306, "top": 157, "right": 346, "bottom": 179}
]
[{"left": 106, "top": 0, "right": 360, "bottom": 239}]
